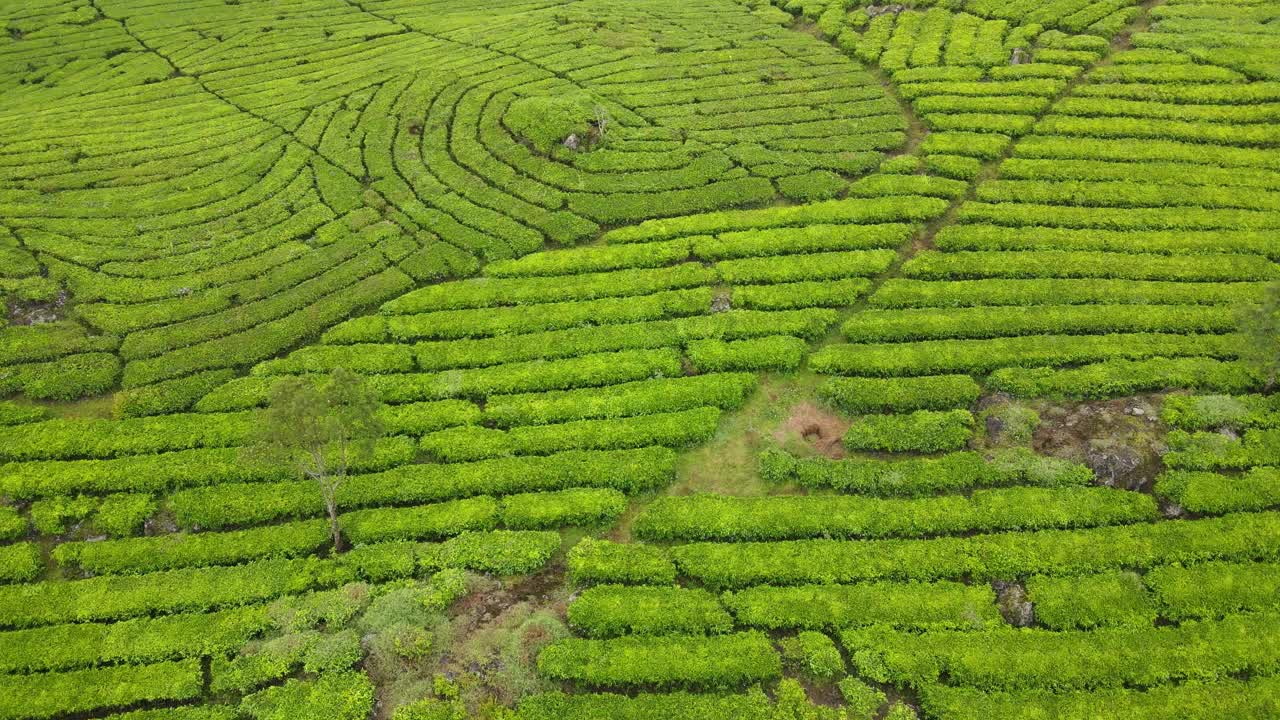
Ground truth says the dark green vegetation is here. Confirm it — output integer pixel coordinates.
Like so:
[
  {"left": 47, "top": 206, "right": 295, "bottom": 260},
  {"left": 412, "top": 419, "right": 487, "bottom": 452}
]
[{"left": 2, "top": 0, "right": 1279, "bottom": 718}]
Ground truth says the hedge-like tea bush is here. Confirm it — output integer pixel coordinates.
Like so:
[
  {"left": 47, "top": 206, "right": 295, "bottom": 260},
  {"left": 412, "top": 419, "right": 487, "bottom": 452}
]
[
  {"left": 1155, "top": 468, "right": 1280, "bottom": 514},
  {"left": 819, "top": 375, "right": 980, "bottom": 413},
  {"left": 811, "top": 333, "right": 1237, "bottom": 377},
  {"left": 0, "top": 605, "right": 271, "bottom": 674},
  {"left": 722, "top": 581, "right": 1000, "bottom": 631},
  {"left": 0, "top": 659, "right": 204, "bottom": 720},
  {"left": 537, "top": 631, "right": 781, "bottom": 689},
  {"left": 842, "top": 304, "right": 1235, "bottom": 342},
  {"left": 0, "top": 543, "right": 41, "bottom": 584},
  {"left": 918, "top": 677, "right": 1280, "bottom": 720},
  {"left": 687, "top": 336, "right": 806, "bottom": 372},
  {"left": 870, "top": 278, "right": 1263, "bottom": 309},
  {"left": 842, "top": 410, "right": 974, "bottom": 453},
  {"left": 1161, "top": 394, "right": 1280, "bottom": 431},
  {"left": 499, "top": 488, "right": 627, "bottom": 529},
  {"left": 761, "top": 447, "right": 1093, "bottom": 495},
  {"left": 54, "top": 519, "right": 332, "bottom": 576},
  {"left": 485, "top": 374, "right": 755, "bottom": 427},
  {"left": 634, "top": 487, "right": 1156, "bottom": 541},
  {"left": 844, "top": 610, "right": 1280, "bottom": 690},
  {"left": 990, "top": 357, "right": 1262, "bottom": 399},
  {"left": 669, "top": 511, "right": 1280, "bottom": 588},
  {"left": 1025, "top": 571, "right": 1155, "bottom": 630},
  {"left": 1146, "top": 561, "right": 1280, "bottom": 622},
  {"left": 567, "top": 585, "right": 732, "bottom": 637},
  {"left": 567, "top": 538, "right": 676, "bottom": 586},
  {"left": 169, "top": 448, "right": 674, "bottom": 530}
]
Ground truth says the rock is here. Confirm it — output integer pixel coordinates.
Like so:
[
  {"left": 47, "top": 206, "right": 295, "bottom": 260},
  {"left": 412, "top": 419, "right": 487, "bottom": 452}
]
[
  {"left": 1085, "top": 444, "right": 1143, "bottom": 489},
  {"left": 865, "top": 4, "right": 906, "bottom": 17},
  {"left": 1161, "top": 501, "right": 1185, "bottom": 519},
  {"left": 985, "top": 414, "right": 1005, "bottom": 438},
  {"left": 1218, "top": 427, "right": 1240, "bottom": 441},
  {"left": 562, "top": 133, "right": 580, "bottom": 151},
  {"left": 992, "top": 580, "right": 1035, "bottom": 628},
  {"left": 1009, "top": 47, "right": 1031, "bottom": 65},
  {"left": 710, "top": 292, "right": 732, "bottom": 313},
  {"left": 1132, "top": 408, "right": 1145, "bottom": 416}
]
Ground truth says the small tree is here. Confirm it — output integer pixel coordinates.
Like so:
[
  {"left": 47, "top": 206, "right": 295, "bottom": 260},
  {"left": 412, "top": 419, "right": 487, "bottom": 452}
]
[
  {"left": 1237, "top": 281, "right": 1280, "bottom": 390},
  {"left": 251, "top": 368, "right": 384, "bottom": 552}
]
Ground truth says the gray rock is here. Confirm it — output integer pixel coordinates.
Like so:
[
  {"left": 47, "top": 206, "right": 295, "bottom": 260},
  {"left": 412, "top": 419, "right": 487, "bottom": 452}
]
[
  {"left": 1010, "top": 47, "right": 1031, "bottom": 65},
  {"left": 992, "top": 580, "right": 1035, "bottom": 628},
  {"left": 562, "top": 133, "right": 580, "bottom": 151},
  {"left": 1086, "top": 444, "right": 1143, "bottom": 489},
  {"left": 866, "top": 4, "right": 906, "bottom": 17}
]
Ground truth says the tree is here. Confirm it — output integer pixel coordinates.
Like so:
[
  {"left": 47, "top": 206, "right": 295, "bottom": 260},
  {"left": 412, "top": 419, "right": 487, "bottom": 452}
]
[
  {"left": 1237, "top": 282, "right": 1280, "bottom": 389},
  {"left": 251, "top": 368, "right": 384, "bottom": 552}
]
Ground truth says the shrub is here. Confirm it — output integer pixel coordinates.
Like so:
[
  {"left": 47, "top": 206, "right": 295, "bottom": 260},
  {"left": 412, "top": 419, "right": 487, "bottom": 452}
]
[
  {"left": 687, "top": 336, "right": 806, "bottom": 372},
  {"left": 500, "top": 488, "right": 627, "bottom": 529},
  {"left": 1026, "top": 571, "right": 1156, "bottom": 630},
  {"left": 537, "top": 631, "right": 781, "bottom": 689},
  {"left": 842, "top": 410, "right": 974, "bottom": 453},
  {"left": 722, "top": 581, "right": 1000, "bottom": 631},
  {"left": 434, "top": 530, "right": 560, "bottom": 576},
  {"left": 766, "top": 447, "right": 1093, "bottom": 495},
  {"left": 0, "top": 659, "right": 203, "bottom": 719},
  {"left": 780, "top": 631, "right": 846, "bottom": 681},
  {"left": 633, "top": 487, "right": 1156, "bottom": 541},
  {"left": 567, "top": 585, "right": 732, "bottom": 637},
  {"left": 567, "top": 538, "right": 676, "bottom": 586},
  {"left": 669, "top": 512, "right": 1280, "bottom": 588},
  {"left": 820, "top": 375, "right": 980, "bottom": 414}
]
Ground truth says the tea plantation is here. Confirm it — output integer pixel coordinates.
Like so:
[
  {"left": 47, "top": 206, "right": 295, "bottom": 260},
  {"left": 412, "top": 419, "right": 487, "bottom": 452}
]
[{"left": 1, "top": 0, "right": 1278, "bottom": 718}]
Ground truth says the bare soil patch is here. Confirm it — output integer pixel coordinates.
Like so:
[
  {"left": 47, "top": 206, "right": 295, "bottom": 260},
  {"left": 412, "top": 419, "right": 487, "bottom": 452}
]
[{"left": 774, "top": 401, "right": 851, "bottom": 459}]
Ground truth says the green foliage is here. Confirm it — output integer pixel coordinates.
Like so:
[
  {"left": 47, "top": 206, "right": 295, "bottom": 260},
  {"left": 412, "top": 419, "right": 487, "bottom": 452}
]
[
  {"left": 240, "top": 671, "right": 374, "bottom": 720},
  {"left": 504, "top": 93, "right": 603, "bottom": 154},
  {"left": 634, "top": 487, "right": 1155, "bottom": 541},
  {"left": 918, "top": 676, "right": 1280, "bottom": 720},
  {"left": 499, "top": 488, "right": 627, "bottom": 529},
  {"left": 838, "top": 678, "right": 886, "bottom": 719},
  {"left": 668, "top": 511, "right": 1280, "bottom": 588},
  {"left": 1155, "top": 468, "right": 1280, "bottom": 515},
  {"left": 433, "top": 530, "right": 560, "bottom": 576},
  {"left": 1161, "top": 394, "right": 1280, "bottom": 431},
  {"left": 0, "top": 506, "right": 23, "bottom": 542},
  {"left": 0, "top": 660, "right": 201, "bottom": 717},
  {"left": 0, "top": 543, "right": 41, "bottom": 584},
  {"left": 722, "top": 581, "right": 1000, "bottom": 631},
  {"left": 0, "top": 605, "right": 271, "bottom": 674},
  {"left": 112, "top": 369, "right": 235, "bottom": 418},
  {"left": 820, "top": 375, "right": 980, "bottom": 413},
  {"left": 537, "top": 631, "right": 781, "bottom": 690},
  {"left": 567, "top": 538, "right": 676, "bottom": 586},
  {"left": 1236, "top": 281, "right": 1280, "bottom": 386},
  {"left": 1146, "top": 561, "right": 1280, "bottom": 621},
  {"left": 687, "top": 336, "right": 806, "bottom": 372},
  {"left": 761, "top": 447, "right": 1092, "bottom": 495},
  {"left": 568, "top": 585, "right": 732, "bottom": 637},
  {"left": 780, "top": 631, "right": 846, "bottom": 681},
  {"left": 169, "top": 448, "right": 672, "bottom": 530},
  {"left": 93, "top": 493, "right": 156, "bottom": 537},
  {"left": 842, "top": 410, "right": 974, "bottom": 453},
  {"left": 991, "top": 357, "right": 1262, "bottom": 399},
  {"left": 845, "top": 610, "right": 1280, "bottom": 691},
  {"left": 777, "top": 171, "right": 847, "bottom": 202},
  {"left": 484, "top": 374, "right": 756, "bottom": 427},
  {"left": 392, "top": 698, "right": 466, "bottom": 720},
  {"left": 30, "top": 495, "right": 95, "bottom": 535},
  {"left": 54, "top": 520, "right": 331, "bottom": 576},
  {"left": 1026, "top": 571, "right": 1156, "bottom": 630}
]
